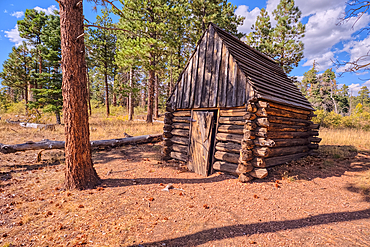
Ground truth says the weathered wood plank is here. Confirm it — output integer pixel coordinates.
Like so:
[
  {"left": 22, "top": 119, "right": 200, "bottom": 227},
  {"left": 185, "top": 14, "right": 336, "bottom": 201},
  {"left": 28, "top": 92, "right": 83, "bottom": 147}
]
[
  {"left": 236, "top": 68, "right": 246, "bottom": 106},
  {"left": 226, "top": 55, "right": 236, "bottom": 107},
  {"left": 267, "top": 124, "right": 309, "bottom": 132},
  {"left": 172, "top": 116, "right": 191, "bottom": 123},
  {"left": 268, "top": 101, "right": 312, "bottom": 115},
  {"left": 218, "top": 44, "right": 229, "bottom": 107},
  {"left": 209, "top": 31, "right": 222, "bottom": 107},
  {"left": 189, "top": 49, "right": 199, "bottom": 108},
  {"left": 172, "top": 123, "right": 190, "bottom": 130},
  {"left": 171, "top": 136, "right": 189, "bottom": 146},
  {"left": 216, "top": 133, "right": 243, "bottom": 143},
  {"left": 172, "top": 83, "right": 178, "bottom": 110},
  {"left": 218, "top": 116, "right": 245, "bottom": 125},
  {"left": 266, "top": 108, "right": 310, "bottom": 120},
  {"left": 218, "top": 124, "right": 244, "bottom": 134},
  {"left": 214, "top": 151, "right": 239, "bottom": 164},
  {"left": 215, "top": 142, "right": 241, "bottom": 153},
  {"left": 182, "top": 58, "right": 192, "bottom": 109},
  {"left": 194, "top": 31, "right": 208, "bottom": 108},
  {"left": 177, "top": 74, "right": 184, "bottom": 109},
  {"left": 213, "top": 161, "right": 238, "bottom": 175},
  {"left": 201, "top": 27, "right": 214, "bottom": 108},
  {"left": 172, "top": 110, "right": 191, "bottom": 117},
  {"left": 170, "top": 151, "right": 188, "bottom": 162},
  {"left": 267, "top": 131, "right": 312, "bottom": 139},
  {"left": 172, "top": 144, "right": 188, "bottom": 154},
  {"left": 219, "top": 110, "right": 246, "bottom": 117},
  {"left": 267, "top": 115, "right": 311, "bottom": 126},
  {"left": 188, "top": 111, "right": 215, "bottom": 176},
  {"left": 231, "top": 61, "right": 238, "bottom": 106},
  {"left": 171, "top": 129, "right": 189, "bottom": 137}
]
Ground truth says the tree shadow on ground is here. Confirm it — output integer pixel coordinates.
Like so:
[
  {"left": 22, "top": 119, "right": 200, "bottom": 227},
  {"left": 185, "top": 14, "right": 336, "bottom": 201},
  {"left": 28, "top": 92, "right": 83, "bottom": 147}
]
[
  {"left": 101, "top": 173, "right": 234, "bottom": 188},
  {"left": 127, "top": 208, "right": 370, "bottom": 247},
  {"left": 255, "top": 145, "right": 370, "bottom": 183},
  {"left": 92, "top": 143, "right": 162, "bottom": 164}
]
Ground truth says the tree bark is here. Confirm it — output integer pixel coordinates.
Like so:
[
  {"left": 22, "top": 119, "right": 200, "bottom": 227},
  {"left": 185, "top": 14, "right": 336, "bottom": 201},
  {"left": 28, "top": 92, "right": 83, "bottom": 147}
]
[
  {"left": 59, "top": 0, "right": 100, "bottom": 190},
  {"left": 104, "top": 64, "right": 110, "bottom": 117},
  {"left": 55, "top": 111, "right": 61, "bottom": 124},
  {"left": 154, "top": 74, "right": 159, "bottom": 119},
  {"left": 128, "top": 67, "right": 134, "bottom": 121},
  {"left": 86, "top": 68, "right": 92, "bottom": 116},
  {"left": 147, "top": 58, "right": 155, "bottom": 123}
]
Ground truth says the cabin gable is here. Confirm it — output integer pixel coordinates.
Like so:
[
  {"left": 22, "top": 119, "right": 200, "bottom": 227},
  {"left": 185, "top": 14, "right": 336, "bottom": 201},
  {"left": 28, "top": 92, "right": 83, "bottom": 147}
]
[{"left": 169, "top": 25, "right": 255, "bottom": 110}]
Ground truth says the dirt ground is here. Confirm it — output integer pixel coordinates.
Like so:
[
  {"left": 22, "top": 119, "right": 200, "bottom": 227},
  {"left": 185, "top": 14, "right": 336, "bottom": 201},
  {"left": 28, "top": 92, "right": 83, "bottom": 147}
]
[{"left": 1, "top": 143, "right": 370, "bottom": 247}]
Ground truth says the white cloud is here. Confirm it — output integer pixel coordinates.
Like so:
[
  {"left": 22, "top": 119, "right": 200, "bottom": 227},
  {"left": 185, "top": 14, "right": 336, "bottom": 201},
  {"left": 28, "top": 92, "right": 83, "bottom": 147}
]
[
  {"left": 302, "top": 6, "right": 370, "bottom": 70},
  {"left": 295, "top": 0, "right": 345, "bottom": 17},
  {"left": 347, "top": 81, "right": 370, "bottom": 96},
  {"left": 303, "top": 51, "right": 335, "bottom": 69},
  {"left": 336, "top": 36, "right": 370, "bottom": 73},
  {"left": 4, "top": 25, "right": 26, "bottom": 47},
  {"left": 295, "top": 75, "right": 304, "bottom": 82},
  {"left": 34, "top": 5, "right": 58, "bottom": 15},
  {"left": 11, "top": 11, "right": 24, "bottom": 18},
  {"left": 235, "top": 5, "right": 261, "bottom": 33},
  {"left": 4, "top": 9, "right": 8, "bottom": 13}
]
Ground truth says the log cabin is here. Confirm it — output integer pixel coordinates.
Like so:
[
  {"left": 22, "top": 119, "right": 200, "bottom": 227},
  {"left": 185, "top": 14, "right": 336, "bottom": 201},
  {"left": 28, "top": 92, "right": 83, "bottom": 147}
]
[{"left": 162, "top": 23, "right": 321, "bottom": 182}]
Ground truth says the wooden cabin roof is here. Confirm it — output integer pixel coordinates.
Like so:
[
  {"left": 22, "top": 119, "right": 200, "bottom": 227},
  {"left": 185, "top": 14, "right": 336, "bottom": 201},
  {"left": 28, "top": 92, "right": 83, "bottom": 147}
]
[{"left": 168, "top": 23, "right": 314, "bottom": 111}]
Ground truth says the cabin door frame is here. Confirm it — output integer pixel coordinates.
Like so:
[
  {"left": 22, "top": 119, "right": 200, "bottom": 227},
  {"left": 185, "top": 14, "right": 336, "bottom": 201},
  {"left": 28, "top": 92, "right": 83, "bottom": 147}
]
[{"left": 188, "top": 109, "right": 218, "bottom": 176}]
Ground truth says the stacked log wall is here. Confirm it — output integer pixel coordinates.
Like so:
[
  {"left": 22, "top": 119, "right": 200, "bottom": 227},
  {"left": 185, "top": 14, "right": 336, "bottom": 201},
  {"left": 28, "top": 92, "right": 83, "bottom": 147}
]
[
  {"left": 212, "top": 107, "right": 246, "bottom": 176},
  {"left": 239, "top": 100, "right": 321, "bottom": 181},
  {"left": 162, "top": 104, "right": 191, "bottom": 162}
]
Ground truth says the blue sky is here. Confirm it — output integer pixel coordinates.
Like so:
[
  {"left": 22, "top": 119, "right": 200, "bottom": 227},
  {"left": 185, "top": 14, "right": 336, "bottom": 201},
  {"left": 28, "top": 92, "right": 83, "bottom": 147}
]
[{"left": 1, "top": 0, "right": 370, "bottom": 95}]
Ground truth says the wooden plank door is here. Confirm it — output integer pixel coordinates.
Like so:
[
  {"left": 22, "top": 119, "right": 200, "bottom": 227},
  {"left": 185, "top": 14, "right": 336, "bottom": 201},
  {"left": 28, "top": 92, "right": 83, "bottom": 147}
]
[{"left": 188, "top": 111, "right": 215, "bottom": 176}]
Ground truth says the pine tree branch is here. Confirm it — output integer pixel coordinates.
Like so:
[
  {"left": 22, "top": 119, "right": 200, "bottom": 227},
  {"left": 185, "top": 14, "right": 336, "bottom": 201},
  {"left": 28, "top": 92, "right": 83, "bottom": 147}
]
[{"left": 84, "top": 24, "right": 139, "bottom": 37}]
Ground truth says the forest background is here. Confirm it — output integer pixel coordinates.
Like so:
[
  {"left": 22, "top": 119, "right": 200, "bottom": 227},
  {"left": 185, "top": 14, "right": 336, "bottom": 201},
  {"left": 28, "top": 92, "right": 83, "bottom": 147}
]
[{"left": 0, "top": 0, "right": 369, "bottom": 130}]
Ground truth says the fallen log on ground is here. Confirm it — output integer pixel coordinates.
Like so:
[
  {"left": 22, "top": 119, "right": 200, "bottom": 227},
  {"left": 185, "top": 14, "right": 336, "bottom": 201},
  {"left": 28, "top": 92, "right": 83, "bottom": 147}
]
[
  {"left": 0, "top": 134, "right": 163, "bottom": 154},
  {"left": 6, "top": 119, "right": 56, "bottom": 130}
]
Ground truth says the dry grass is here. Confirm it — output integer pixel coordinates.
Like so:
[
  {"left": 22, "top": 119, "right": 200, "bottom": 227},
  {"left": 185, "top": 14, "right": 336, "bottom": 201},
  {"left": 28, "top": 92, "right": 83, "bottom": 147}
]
[
  {"left": 319, "top": 127, "right": 370, "bottom": 151},
  {"left": 0, "top": 110, "right": 163, "bottom": 145}
]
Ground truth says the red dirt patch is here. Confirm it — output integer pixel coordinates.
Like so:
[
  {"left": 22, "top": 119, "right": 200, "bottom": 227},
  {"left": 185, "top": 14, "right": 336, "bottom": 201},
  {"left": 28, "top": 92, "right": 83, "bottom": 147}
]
[{"left": 1, "top": 144, "right": 370, "bottom": 246}]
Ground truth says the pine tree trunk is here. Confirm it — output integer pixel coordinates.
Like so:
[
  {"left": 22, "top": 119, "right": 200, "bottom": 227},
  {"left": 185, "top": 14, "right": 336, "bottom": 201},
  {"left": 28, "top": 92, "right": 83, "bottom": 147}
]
[
  {"left": 55, "top": 111, "right": 61, "bottom": 124},
  {"left": 104, "top": 67, "right": 110, "bottom": 118},
  {"left": 24, "top": 84, "right": 28, "bottom": 116},
  {"left": 147, "top": 65, "right": 154, "bottom": 123},
  {"left": 141, "top": 83, "right": 146, "bottom": 108},
  {"left": 86, "top": 68, "right": 92, "bottom": 116},
  {"left": 112, "top": 93, "right": 117, "bottom": 107},
  {"left": 39, "top": 51, "right": 43, "bottom": 88},
  {"left": 59, "top": 0, "right": 100, "bottom": 190},
  {"left": 154, "top": 74, "right": 158, "bottom": 119},
  {"left": 169, "top": 58, "right": 173, "bottom": 97},
  {"left": 128, "top": 67, "right": 134, "bottom": 121}
]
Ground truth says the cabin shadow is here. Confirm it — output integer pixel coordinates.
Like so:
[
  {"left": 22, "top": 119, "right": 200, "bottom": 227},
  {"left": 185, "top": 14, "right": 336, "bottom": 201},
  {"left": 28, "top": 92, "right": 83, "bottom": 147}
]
[{"left": 126, "top": 208, "right": 370, "bottom": 247}]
